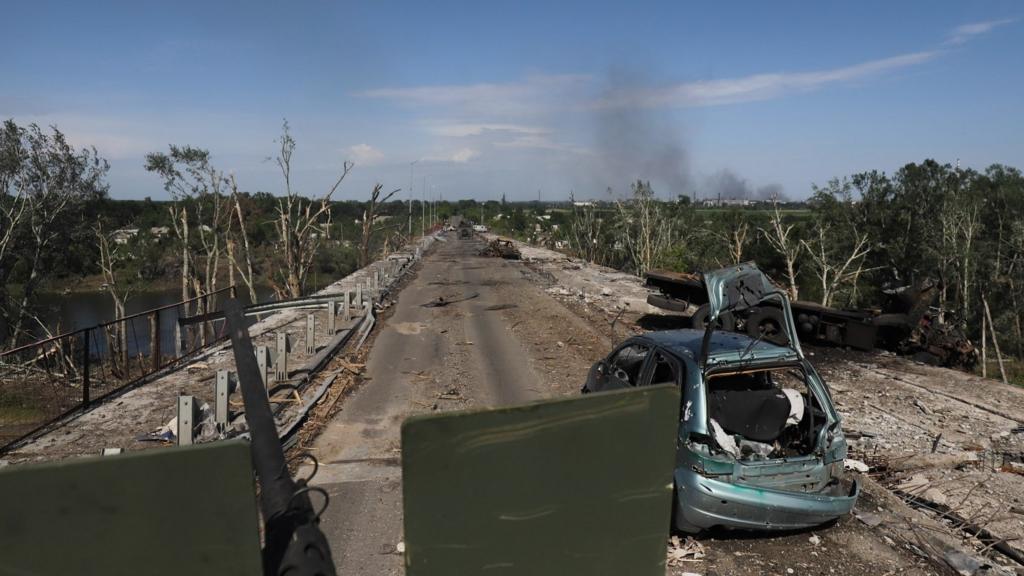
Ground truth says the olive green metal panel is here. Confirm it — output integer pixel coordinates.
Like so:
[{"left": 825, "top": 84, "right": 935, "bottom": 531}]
[
  {"left": 0, "top": 440, "right": 261, "bottom": 576},
  {"left": 402, "top": 384, "right": 680, "bottom": 576}
]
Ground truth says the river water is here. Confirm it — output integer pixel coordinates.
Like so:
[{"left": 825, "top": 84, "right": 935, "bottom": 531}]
[{"left": 2, "top": 286, "right": 274, "bottom": 354}]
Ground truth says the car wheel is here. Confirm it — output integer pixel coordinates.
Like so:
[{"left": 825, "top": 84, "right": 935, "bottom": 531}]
[
  {"left": 745, "top": 307, "right": 790, "bottom": 346},
  {"left": 690, "top": 304, "right": 735, "bottom": 331}
]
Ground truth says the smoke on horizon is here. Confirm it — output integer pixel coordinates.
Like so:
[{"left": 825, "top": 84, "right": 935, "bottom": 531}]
[
  {"left": 699, "top": 168, "right": 788, "bottom": 202},
  {"left": 592, "top": 68, "right": 691, "bottom": 199}
]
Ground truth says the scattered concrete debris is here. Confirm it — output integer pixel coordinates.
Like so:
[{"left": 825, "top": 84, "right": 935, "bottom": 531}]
[
  {"left": 666, "top": 535, "right": 706, "bottom": 567},
  {"left": 479, "top": 238, "right": 521, "bottom": 259},
  {"left": 854, "top": 511, "right": 883, "bottom": 527},
  {"left": 421, "top": 293, "right": 480, "bottom": 308},
  {"left": 844, "top": 458, "right": 870, "bottom": 473}
]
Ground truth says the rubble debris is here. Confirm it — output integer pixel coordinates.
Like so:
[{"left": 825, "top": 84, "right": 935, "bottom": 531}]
[
  {"left": 845, "top": 459, "right": 871, "bottom": 473},
  {"left": 421, "top": 293, "right": 480, "bottom": 308},
  {"left": 479, "top": 238, "right": 521, "bottom": 259},
  {"left": 855, "top": 511, "right": 883, "bottom": 527},
  {"left": 893, "top": 484, "right": 1024, "bottom": 569},
  {"left": 943, "top": 550, "right": 982, "bottom": 576},
  {"left": 666, "top": 535, "right": 705, "bottom": 567}
]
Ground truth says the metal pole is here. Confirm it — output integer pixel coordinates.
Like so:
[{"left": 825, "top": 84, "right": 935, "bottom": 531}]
[
  {"left": 82, "top": 329, "right": 90, "bottom": 407},
  {"left": 409, "top": 160, "right": 418, "bottom": 238},
  {"left": 150, "top": 309, "right": 161, "bottom": 373}
]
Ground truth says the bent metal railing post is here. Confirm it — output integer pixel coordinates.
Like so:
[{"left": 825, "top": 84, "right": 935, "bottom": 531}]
[{"left": 0, "top": 286, "right": 235, "bottom": 452}]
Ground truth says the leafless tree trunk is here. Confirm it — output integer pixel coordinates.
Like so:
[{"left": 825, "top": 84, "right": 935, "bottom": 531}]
[
  {"left": 759, "top": 194, "right": 802, "bottom": 300},
  {"left": 567, "top": 192, "right": 605, "bottom": 264},
  {"left": 95, "top": 223, "right": 130, "bottom": 377},
  {"left": 359, "top": 183, "right": 400, "bottom": 268},
  {"left": 953, "top": 202, "right": 980, "bottom": 327},
  {"left": 146, "top": 145, "right": 232, "bottom": 347},
  {"left": 800, "top": 225, "right": 872, "bottom": 307},
  {"left": 709, "top": 217, "right": 751, "bottom": 265},
  {"left": 983, "top": 294, "right": 1008, "bottom": 384},
  {"left": 272, "top": 121, "right": 353, "bottom": 298},
  {"left": 226, "top": 175, "right": 258, "bottom": 304},
  {"left": 613, "top": 180, "right": 673, "bottom": 277}
]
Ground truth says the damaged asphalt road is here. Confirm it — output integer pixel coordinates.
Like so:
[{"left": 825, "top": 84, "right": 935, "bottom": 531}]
[
  {"left": 304, "top": 233, "right": 1018, "bottom": 575},
  {"left": 306, "top": 236, "right": 597, "bottom": 575}
]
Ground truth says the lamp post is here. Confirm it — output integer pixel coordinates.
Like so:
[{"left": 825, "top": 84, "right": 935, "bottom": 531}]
[{"left": 408, "top": 160, "right": 418, "bottom": 238}]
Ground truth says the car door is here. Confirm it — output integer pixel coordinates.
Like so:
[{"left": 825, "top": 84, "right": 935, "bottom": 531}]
[
  {"left": 700, "top": 262, "right": 803, "bottom": 366},
  {"left": 598, "top": 341, "right": 652, "bottom": 391},
  {"left": 642, "top": 348, "right": 683, "bottom": 388}
]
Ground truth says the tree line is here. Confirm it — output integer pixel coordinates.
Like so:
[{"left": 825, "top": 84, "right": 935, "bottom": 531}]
[
  {"left": 552, "top": 163, "right": 1024, "bottom": 363},
  {"left": 0, "top": 120, "right": 415, "bottom": 347}
]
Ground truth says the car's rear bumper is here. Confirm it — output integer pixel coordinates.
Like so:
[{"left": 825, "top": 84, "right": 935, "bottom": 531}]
[{"left": 674, "top": 467, "right": 858, "bottom": 533}]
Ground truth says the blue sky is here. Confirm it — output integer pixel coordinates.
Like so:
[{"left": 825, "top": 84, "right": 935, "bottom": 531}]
[{"left": 2, "top": 1, "right": 1021, "bottom": 201}]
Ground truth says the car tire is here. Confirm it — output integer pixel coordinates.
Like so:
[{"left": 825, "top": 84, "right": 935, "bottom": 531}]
[
  {"left": 745, "top": 307, "right": 790, "bottom": 346},
  {"left": 690, "top": 304, "right": 735, "bottom": 331}
]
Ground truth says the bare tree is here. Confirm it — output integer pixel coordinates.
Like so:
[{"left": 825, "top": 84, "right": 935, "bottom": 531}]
[
  {"left": 951, "top": 199, "right": 981, "bottom": 326},
  {"left": 709, "top": 210, "right": 751, "bottom": 265},
  {"left": 226, "top": 175, "right": 258, "bottom": 304},
  {"left": 359, "top": 183, "right": 401, "bottom": 268},
  {"left": 759, "top": 193, "right": 802, "bottom": 300},
  {"left": 272, "top": 121, "right": 352, "bottom": 298},
  {"left": 800, "top": 225, "right": 872, "bottom": 307},
  {"left": 566, "top": 192, "right": 606, "bottom": 264},
  {"left": 145, "top": 145, "right": 230, "bottom": 345},
  {"left": 613, "top": 180, "right": 674, "bottom": 277},
  {"left": 95, "top": 222, "right": 130, "bottom": 376}
]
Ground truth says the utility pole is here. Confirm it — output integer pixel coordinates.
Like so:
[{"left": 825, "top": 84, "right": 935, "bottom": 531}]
[
  {"left": 421, "top": 176, "right": 426, "bottom": 237},
  {"left": 409, "top": 160, "right": 418, "bottom": 238}
]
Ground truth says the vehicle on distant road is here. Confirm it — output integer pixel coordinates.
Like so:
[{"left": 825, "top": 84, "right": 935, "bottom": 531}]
[
  {"left": 583, "top": 263, "right": 858, "bottom": 533},
  {"left": 472, "top": 224, "right": 488, "bottom": 232}
]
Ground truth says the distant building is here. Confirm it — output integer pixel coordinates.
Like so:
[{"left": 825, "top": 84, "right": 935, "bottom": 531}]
[
  {"left": 700, "top": 197, "right": 752, "bottom": 207},
  {"left": 112, "top": 228, "right": 139, "bottom": 245},
  {"left": 573, "top": 201, "right": 595, "bottom": 207}
]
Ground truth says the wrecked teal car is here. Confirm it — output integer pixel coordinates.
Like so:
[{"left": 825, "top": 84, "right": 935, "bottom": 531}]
[{"left": 582, "top": 262, "right": 858, "bottom": 532}]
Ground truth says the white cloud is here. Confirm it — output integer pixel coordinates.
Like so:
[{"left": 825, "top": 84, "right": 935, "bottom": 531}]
[
  {"left": 423, "top": 147, "right": 480, "bottom": 163},
  {"left": 598, "top": 51, "right": 938, "bottom": 109},
  {"left": 947, "top": 18, "right": 1015, "bottom": 45},
  {"left": 427, "top": 123, "right": 548, "bottom": 138},
  {"left": 346, "top": 143, "right": 385, "bottom": 165},
  {"left": 358, "top": 74, "right": 591, "bottom": 117},
  {"left": 493, "top": 134, "right": 590, "bottom": 155},
  {"left": 449, "top": 148, "right": 480, "bottom": 163}
]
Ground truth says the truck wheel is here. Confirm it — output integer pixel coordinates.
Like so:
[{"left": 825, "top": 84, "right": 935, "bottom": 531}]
[
  {"left": 746, "top": 308, "right": 790, "bottom": 345},
  {"left": 690, "top": 304, "right": 735, "bottom": 331}
]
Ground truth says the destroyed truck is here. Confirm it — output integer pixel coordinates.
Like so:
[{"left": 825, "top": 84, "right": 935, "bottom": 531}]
[
  {"left": 584, "top": 263, "right": 858, "bottom": 532},
  {"left": 645, "top": 268, "right": 977, "bottom": 369}
]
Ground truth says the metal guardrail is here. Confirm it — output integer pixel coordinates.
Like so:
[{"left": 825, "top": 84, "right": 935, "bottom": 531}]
[
  {"left": 0, "top": 286, "right": 236, "bottom": 451},
  {"left": 0, "top": 239, "right": 434, "bottom": 454}
]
